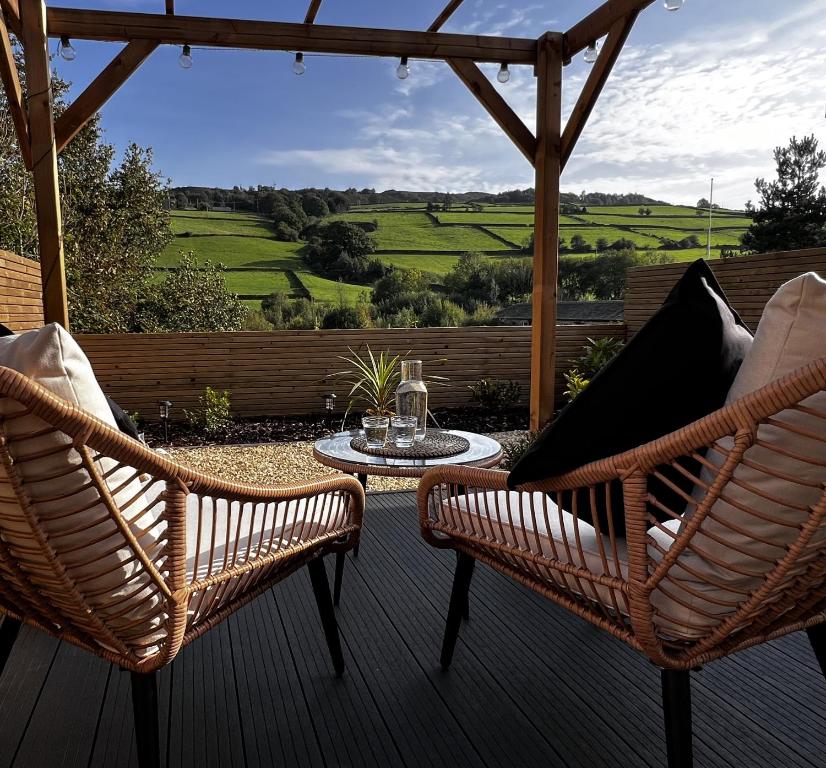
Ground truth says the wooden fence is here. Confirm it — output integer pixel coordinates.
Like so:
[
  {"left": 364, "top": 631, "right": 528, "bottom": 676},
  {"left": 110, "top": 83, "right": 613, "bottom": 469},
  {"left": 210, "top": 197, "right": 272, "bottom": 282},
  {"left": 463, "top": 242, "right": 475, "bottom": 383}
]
[
  {"left": 76, "top": 325, "right": 625, "bottom": 421},
  {"left": 0, "top": 251, "right": 43, "bottom": 332},
  {"left": 625, "top": 247, "right": 826, "bottom": 334}
]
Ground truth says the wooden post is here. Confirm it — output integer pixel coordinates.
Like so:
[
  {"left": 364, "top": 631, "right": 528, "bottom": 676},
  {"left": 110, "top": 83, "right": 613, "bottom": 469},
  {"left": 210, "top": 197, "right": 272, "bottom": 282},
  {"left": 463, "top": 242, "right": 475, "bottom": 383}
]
[
  {"left": 20, "top": 0, "right": 69, "bottom": 328},
  {"left": 529, "top": 33, "right": 562, "bottom": 431}
]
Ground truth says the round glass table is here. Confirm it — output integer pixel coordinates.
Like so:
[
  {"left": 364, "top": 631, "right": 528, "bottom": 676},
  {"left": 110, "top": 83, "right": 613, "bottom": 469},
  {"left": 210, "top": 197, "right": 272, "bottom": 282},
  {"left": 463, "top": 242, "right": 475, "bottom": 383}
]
[
  {"left": 313, "top": 429, "right": 503, "bottom": 479},
  {"left": 313, "top": 429, "right": 503, "bottom": 606}
]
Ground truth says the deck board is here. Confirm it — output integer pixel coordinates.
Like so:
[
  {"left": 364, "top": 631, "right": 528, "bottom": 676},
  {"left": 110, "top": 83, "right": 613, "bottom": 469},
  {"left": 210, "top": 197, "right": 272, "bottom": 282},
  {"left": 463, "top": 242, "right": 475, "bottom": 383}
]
[{"left": 0, "top": 491, "right": 823, "bottom": 768}]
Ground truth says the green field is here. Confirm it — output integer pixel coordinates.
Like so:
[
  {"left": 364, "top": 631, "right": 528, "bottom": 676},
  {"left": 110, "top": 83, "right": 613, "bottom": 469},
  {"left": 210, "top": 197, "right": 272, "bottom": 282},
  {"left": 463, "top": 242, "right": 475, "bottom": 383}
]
[
  {"left": 328, "top": 212, "right": 511, "bottom": 251},
  {"left": 162, "top": 202, "right": 751, "bottom": 310}
]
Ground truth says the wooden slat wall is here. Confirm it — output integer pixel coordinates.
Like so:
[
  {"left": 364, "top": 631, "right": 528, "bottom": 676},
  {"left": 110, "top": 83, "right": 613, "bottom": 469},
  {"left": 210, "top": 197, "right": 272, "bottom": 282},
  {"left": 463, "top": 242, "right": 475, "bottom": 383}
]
[
  {"left": 625, "top": 247, "right": 826, "bottom": 334},
  {"left": 0, "top": 250, "right": 44, "bottom": 331},
  {"left": 76, "top": 324, "right": 625, "bottom": 421}
]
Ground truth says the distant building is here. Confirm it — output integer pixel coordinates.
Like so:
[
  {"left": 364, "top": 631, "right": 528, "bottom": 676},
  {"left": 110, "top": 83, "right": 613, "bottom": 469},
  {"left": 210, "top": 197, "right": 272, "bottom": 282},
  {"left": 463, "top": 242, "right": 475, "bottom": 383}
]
[{"left": 496, "top": 300, "right": 624, "bottom": 326}]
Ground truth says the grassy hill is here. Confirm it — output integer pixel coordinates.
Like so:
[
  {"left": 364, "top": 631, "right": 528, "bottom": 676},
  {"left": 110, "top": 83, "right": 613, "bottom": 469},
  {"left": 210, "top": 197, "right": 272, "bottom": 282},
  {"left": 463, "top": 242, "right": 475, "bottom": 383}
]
[{"left": 160, "top": 204, "right": 751, "bottom": 306}]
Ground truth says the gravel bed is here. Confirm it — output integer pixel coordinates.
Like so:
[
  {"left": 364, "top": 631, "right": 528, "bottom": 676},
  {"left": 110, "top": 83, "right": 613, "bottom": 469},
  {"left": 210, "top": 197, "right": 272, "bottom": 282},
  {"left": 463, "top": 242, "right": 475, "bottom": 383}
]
[{"left": 168, "top": 431, "right": 526, "bottom": 492}]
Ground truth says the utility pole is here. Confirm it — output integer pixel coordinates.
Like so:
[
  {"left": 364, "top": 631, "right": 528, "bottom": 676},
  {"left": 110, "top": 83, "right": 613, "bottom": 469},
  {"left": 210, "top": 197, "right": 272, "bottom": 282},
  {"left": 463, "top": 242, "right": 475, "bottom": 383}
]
[{"left": 707, "top": 177, "right": 714, "bottom": 259}]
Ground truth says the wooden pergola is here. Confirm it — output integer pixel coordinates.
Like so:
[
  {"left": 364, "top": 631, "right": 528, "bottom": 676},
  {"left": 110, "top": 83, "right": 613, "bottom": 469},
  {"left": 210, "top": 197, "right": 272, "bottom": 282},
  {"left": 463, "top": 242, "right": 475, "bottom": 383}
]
[{"left": 0, "top": 0, "right": 658, "bottom": 429}]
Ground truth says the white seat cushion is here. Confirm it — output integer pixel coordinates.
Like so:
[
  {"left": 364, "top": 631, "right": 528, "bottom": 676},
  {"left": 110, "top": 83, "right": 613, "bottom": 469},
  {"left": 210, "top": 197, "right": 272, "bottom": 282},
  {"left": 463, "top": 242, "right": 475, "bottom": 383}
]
[
  {"left": 183, "top": 492, "right": 347, "bottom": 582},
  {"left": 0, "top": 324, "right": 164, "bottom": 655},
  {"left": 652, "top": 272, "right": 826, "bottom": 638},
  {"left": 438, "top": 490, "right": 628, "bottom": 611}
]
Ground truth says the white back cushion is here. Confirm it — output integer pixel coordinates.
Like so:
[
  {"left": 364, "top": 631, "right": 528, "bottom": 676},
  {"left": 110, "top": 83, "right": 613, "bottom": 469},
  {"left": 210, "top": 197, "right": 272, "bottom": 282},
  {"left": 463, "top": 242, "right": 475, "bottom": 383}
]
[
  {"left": 651, "top": 272, "right": 826, "bottom": 637},
  {"left": 0, "top": 324, "right": 165, "bottom": 655}
]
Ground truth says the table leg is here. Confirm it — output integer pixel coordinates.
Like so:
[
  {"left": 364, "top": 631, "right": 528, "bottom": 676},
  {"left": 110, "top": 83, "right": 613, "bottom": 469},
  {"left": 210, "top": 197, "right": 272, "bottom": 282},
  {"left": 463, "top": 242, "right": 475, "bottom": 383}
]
[
  {"left": 354, "top": 473, "right": 367, "bottom": 558},
  {"left": 333, "top": 472, "right": 368, "bottom": 606}
]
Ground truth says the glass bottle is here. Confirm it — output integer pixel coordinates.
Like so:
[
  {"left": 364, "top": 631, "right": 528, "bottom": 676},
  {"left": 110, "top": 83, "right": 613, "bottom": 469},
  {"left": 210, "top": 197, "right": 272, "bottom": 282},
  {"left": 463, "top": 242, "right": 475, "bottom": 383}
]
[{"left": 395, "top": 360, "right": 428, "bottom": 441}]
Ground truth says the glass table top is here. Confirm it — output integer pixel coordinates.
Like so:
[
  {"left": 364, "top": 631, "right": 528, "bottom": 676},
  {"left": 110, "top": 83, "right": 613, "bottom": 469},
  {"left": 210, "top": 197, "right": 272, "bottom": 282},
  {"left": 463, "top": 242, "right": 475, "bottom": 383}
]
[{"left": 314, "top": 429, "right": 502, "bottom": 472}]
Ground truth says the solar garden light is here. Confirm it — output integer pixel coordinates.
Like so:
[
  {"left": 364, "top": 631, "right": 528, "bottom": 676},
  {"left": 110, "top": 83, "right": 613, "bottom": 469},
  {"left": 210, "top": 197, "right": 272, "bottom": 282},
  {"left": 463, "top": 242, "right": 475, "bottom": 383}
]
[
  {"left": 322, "top": 392, "right": 337, "bottom": 427},
  {"left": 158, "top": 400, "right": 172, "bottom": 442}
]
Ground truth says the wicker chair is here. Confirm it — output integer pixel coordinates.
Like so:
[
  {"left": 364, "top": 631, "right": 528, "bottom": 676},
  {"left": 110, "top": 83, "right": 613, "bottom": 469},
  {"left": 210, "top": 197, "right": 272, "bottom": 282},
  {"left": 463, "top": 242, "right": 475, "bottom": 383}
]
[
  {"left": 418, "top": 357, "right": 826, "bottom": 768},
  {"left": 0, "top": 366, "right": 364, "bottom": 768}
]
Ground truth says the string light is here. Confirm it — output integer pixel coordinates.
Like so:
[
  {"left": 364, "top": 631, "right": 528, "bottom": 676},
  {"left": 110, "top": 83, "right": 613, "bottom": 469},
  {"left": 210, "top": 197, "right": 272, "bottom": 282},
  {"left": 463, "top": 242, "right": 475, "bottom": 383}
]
[
  {"left": 58, "top": 36, "right": 76, "bottom": 62},
  {"left": 178, "top": 44, "right": 193, "bottom": 69},
  {"left": 584, "top": 41, "right": 599, "bottom": 64},
  {"left": 396, "top": 56, "right": 410, "bottom": 80},
  {"left": 293, "top": 52, "right": 306, "bottom": 75},
  {"left": 664, "top": 0, "right": 684, "bottom": 9},
  {"left": 497, "top": 63, "right": 510, "bottom": 83}
]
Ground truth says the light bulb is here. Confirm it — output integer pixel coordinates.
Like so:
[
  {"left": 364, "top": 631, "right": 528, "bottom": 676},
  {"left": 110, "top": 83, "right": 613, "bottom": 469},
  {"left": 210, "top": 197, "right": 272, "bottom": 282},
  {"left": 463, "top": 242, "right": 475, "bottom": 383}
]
[
  {"left": 178, "top": 44, "right": 193, "bottom": 70},
  {"left": 664, "top": 0, "right": 684, "bottom": 9},
  {"left": 497, "top": 63, "right": 510, "bottom": 84},
  {"left": 293, "top": 52, "right": 306, "bottom": 75},
  {"left": 584, "top": 41, "right": 599, "bottom": 64},
  {"left": 58, "top": 36, "right": 76, "bottom": 62},
  {"left": 396, "top": 56, "right": 410, "bottom": 80}
]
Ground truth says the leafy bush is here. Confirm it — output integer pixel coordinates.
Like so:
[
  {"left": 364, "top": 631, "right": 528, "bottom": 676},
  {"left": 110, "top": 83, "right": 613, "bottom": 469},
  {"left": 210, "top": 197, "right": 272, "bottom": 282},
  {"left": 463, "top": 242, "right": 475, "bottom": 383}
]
[
  {"left": 185, "top": 387, "right": 232, "bottom": 435},
  {"left": 500, "top": 431, "right": 539, "bottom": 471},
  {"left": 469, "top": 378, "right": 522, "bottom": 410},
  {"left": 563, "top": 336, "right": 625, "bottom": 403}
]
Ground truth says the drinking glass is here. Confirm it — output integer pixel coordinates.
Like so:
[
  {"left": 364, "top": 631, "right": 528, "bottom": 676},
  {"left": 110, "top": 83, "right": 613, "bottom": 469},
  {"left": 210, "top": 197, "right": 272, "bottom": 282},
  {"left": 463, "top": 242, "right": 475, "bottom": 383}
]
[
  {"left": 362, "top": 416, "right": 389, "bottom": 448},
  {"left": 391, "top": 415, "right": 417, "bottom": 447}
]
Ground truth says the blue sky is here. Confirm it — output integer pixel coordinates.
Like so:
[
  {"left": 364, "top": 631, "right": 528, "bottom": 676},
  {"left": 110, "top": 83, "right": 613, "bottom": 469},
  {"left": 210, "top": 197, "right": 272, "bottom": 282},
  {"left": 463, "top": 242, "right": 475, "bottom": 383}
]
[{"left": 50, "top": 0, "right": 826, "bottom": 208}]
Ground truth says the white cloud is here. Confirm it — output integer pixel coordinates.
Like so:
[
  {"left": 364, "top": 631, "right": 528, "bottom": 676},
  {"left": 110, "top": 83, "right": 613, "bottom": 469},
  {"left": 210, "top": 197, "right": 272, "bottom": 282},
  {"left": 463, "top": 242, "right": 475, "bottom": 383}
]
[{"left": 257, "top": 1, "right": 826, "bottom": 205}]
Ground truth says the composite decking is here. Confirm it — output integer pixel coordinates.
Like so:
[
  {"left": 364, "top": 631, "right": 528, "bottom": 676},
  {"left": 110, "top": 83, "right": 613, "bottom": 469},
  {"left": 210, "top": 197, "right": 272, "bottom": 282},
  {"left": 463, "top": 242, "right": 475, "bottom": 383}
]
[{"left": 0, "top": 491, "right": 823, "bottom": 768}]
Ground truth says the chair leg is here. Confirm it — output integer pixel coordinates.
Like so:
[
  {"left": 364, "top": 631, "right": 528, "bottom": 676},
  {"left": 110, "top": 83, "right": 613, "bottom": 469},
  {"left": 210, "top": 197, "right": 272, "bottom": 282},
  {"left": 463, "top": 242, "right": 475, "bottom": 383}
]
[
  {"left": 0, "top": 617, "right": 21, "bottom": 679},
  {"left": 130, "top": 671, "right": 160, "bottom": 768},
  {"left": 440, "top": 552, "right": 475, "bottom": 671},
  {"left": 308, "top": 556, "right": 345, "bottom": 677},
  {"left": 806, "top": 623, "right": 826, "bottom": 678},
  {"left": 661, "top": 669, "right": 694, "bottom": 768}
]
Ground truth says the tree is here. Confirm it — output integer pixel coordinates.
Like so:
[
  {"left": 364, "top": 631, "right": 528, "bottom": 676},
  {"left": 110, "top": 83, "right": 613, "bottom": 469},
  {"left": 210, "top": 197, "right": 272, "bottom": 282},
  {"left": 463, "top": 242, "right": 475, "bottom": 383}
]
[
  {"left": 569, "top": 234, "right": 589, "bottom": 252},
  {"left": 443, "top": 252, "right": 499, "bottom": 310},
  {"left": 301, "top": 194, "right": 329, "bottom": 218},
  {"left": 742, "top": 134, "right": 826, "bottom": 253},
  {"left": 0, "top": 45, "right": 173, "bottom": 332},
  {"left": 697, "top": 197, "right": 710, "bottom": 210},
  {"left": 595, "top": 237, "right": 609, "bottom": 252},
  {"left": 140, "top": 253, "right": 246, "bottom": 332}
]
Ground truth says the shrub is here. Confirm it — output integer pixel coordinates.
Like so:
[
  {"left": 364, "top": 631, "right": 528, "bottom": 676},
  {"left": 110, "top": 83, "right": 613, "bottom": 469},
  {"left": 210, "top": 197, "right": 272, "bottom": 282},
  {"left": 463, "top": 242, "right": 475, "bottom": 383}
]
[
  {"left": 500, "top": 431, "right": 539, "bottom": 471},
  {"left": 469, "top": 378, "right": 522, "bottom": 410},
  {"left": 563, "top": 336, "right": 625, "bottom": 403},
  {"left": 185, "top": 386, "right": 232, "bottom": 435}
]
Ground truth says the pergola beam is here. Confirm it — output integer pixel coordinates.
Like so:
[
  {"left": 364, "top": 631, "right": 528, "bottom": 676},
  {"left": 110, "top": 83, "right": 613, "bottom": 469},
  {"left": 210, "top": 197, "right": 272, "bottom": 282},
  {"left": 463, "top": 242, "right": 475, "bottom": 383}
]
[
  {"left": 20, "top": 0, "right": 69, "bottom": 328},
  {"left": 0, "top": 0, "right": 20, "bottom": 34},
  {"left": 304, "top": 0, "right": 322, "bottom": 25},
  {"left": 447, "top": 58, "right": 536, "bottom": 165},
  {"left": 54, "top": 39, "right": 158, "bottom": 154},
  {"left": 428, "top": 0, "right": 464, "bottom": 33},
  {"left": 565, "top": 0, "right": 653, "bottom": 59},
  {"left": 0, "top": 8, "right": 31, "bottom": 167},
  {"left": 561, "top": 12, "right": 637, "bottom": 169},
  {"left": 45, "top": 8, "right": 537, "bottom": 64}
]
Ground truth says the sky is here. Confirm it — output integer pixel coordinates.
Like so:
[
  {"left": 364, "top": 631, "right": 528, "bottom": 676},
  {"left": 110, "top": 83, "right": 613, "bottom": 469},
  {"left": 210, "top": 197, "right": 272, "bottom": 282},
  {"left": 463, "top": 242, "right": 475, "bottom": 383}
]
[{"left": 49, "top": 0, "right": 826, "bottom": 209}]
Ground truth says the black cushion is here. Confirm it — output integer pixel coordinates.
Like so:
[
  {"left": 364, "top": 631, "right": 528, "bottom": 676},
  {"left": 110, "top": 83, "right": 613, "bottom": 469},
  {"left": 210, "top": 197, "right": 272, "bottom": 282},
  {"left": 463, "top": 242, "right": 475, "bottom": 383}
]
[
  {"left": 105, "top": 395, "right": 142, "bottom": 442},
  {"left": 507, "top": 259, "right": 753, "bottom": 536}
]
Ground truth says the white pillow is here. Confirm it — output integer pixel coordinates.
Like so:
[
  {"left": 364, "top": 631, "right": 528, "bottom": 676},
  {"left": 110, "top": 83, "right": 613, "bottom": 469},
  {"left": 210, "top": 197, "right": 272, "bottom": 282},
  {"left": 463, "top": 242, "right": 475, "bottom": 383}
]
[
  {"left": 0, "top": 324, "right": 166, "bottom": 656},
  {"left": 651, "top": 272, "right": 826, "bottom": 637}
]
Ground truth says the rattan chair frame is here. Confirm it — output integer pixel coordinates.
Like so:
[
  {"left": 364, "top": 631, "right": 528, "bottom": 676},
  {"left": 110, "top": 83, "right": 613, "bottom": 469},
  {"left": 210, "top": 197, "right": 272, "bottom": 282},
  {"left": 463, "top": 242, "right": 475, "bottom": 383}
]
[
  {"left": 0, "top": 365, "right": 365, "bottom": 675},
  {"left": 418, "top": 356, "right": 826, "bottom": 767}
]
